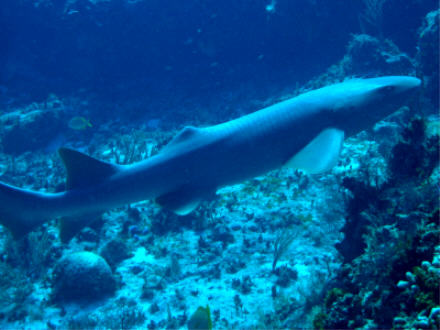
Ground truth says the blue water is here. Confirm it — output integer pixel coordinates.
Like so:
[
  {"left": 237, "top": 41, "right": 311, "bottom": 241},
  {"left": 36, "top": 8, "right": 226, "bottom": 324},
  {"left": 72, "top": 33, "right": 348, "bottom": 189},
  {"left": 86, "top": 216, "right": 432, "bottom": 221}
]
[{"left": 1, "top": 0, "right": 435, "bottom": 118}]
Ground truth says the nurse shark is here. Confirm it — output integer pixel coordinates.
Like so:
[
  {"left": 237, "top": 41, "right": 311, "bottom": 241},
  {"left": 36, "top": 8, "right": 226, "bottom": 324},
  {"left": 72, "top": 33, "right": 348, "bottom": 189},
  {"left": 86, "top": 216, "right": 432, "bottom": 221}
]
[{"left": 0, "top": 76, "right": 421, "bottom": 242}]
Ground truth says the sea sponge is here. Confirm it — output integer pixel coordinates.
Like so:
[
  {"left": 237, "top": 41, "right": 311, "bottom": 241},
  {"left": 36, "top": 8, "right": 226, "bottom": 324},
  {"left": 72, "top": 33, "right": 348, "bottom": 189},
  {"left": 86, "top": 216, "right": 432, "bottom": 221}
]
[{"left": 51, "top": 251, "right": 115, "bottom": 302}]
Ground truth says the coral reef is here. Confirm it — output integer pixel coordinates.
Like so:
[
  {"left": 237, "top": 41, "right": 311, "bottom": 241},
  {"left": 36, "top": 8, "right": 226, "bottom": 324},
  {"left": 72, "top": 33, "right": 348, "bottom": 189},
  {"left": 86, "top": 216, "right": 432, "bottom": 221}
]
[
  {"left": 0, "top": 94, "right": 71, "bottom": 153},
  {"left": 314, "top": 117, "right": 439, "bottom": 329},
  {"left": 298, "top": 33, "right": 417, "bottom": 94},
  {"left": 343, "top": 34, "right": 415, "bottom": 76},
  {"left": 417, "top": 9, "right": 440, "bottom": 110},
  {"left": 51, "top": 251, "right": 115, "bottom": 302},
  {"left": 389, "top": 117, "right": 439, "bottom": 181}
]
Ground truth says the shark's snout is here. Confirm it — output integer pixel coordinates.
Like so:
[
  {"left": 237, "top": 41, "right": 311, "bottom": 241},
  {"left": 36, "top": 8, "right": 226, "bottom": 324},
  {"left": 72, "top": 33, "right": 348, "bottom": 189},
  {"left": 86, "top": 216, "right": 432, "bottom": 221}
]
[
  {"left": 393, "top": 76, "right": 421, "bottom": 93},
  {"left": 332, "top": 76, "right": 422, "bottom": 136},
  {"left": 375, "top": 76, "right": 421, "bottom": 95}
]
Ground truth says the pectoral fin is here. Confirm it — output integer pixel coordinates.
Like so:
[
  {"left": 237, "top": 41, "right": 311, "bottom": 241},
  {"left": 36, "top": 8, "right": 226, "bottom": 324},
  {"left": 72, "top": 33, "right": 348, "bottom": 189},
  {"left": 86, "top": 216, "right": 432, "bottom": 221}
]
[
  {"left": 285, "top": 128, "right": 344, "bottom": 174},
  {"left": 156, "top": 186, "right": 203, "bottom": 215},
  {"left": 59, "top": 212, "right": 102, "bottom": 243}
]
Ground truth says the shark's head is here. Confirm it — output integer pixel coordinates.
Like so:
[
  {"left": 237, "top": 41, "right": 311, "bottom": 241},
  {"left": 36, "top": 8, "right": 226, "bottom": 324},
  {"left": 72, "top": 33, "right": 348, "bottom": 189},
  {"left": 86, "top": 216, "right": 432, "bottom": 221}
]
[{"left": 328, "top": 76, "right": 421, "bottom": 136}]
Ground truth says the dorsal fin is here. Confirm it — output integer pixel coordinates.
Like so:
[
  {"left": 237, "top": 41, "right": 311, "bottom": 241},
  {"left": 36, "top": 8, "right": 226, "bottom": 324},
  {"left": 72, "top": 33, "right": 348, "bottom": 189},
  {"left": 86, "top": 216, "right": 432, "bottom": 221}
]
[
  {"left": 58, "top": 147, "right": 119, "bottom": 190},
  {"left": 161, "top": 126, "right": 203, "bottom": 153}
]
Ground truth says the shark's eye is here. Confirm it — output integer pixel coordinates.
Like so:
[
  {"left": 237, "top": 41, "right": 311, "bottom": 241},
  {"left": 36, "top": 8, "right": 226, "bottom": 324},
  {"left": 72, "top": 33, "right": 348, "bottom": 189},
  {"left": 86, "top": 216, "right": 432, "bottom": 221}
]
[{"left": 379, "top": 86, "right": 395, "bottom": 94}]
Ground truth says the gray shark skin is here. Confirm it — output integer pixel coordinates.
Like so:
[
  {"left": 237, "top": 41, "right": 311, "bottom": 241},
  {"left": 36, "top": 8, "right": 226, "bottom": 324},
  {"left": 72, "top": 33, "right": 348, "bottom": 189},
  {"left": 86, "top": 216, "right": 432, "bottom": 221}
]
[{"left": 0, "top": 76, "right": 421, "bottom": 241}]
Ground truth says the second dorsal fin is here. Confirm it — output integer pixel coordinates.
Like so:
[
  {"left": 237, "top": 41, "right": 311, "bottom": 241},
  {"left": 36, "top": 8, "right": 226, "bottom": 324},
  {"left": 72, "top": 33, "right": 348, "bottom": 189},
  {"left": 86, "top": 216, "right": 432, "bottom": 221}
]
[
  {"left": 161, "top": 126, "right": 203, "bottom": 153},
  {"left": 58, "top": 147, "right": 119, "bottom": 190}
]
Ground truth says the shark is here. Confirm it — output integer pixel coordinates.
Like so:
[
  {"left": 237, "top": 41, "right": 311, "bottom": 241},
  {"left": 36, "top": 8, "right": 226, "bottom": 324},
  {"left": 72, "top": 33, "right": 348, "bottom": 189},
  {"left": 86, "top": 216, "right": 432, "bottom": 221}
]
[{"left": 0, "top": 76, "right": 421, "bottom": 242}]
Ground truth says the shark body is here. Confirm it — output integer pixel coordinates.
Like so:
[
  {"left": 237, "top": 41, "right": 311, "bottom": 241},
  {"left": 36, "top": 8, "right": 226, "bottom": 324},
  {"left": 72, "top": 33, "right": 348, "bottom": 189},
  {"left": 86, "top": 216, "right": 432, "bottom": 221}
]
[{"left": 0, "top": 76, "right": 421, "bottom": 241}]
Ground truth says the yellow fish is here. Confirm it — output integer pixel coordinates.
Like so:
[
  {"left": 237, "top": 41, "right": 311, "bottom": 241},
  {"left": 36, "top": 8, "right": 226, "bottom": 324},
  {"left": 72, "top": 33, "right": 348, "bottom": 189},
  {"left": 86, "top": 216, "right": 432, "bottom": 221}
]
[
  {"left": 187, "top": 305, "right": 212, "bottom": 330},
  {"left": 68, "top": 116, "right": 92, "bottom": 130}
]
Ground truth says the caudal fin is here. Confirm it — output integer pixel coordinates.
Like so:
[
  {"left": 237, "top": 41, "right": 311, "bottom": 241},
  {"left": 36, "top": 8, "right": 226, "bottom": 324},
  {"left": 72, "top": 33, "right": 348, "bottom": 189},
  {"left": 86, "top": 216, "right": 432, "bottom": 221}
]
[
  {"left": 0, "top": 148, "right": 121, "bottom": 241},
  {"left": 0, "top": 181, "right": 49, "bottom": 239}
]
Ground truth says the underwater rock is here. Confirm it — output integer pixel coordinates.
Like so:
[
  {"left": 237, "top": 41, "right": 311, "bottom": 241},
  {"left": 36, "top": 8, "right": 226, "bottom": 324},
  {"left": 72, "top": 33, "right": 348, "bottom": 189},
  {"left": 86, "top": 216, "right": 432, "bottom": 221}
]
[
  {"left": 388, "top": 117, "right": 439, "bottom": 181},
  {"left": 373, "top": 120, "right": 401, "bottom": 148},
  {"left": 225, "top": 257, "right": 246, "bottom": 274},
  {"left": 231, "top": 275, "right": 254, "bottom": 294},
  {"left": 51, "top": 251, "right": 115, "bottom": 302},
  {"left": 301, "top": 34, "right": 415, "bottom": 95},
  {"left": 343, "top": 34, "right": 414, "bottom": 77},
  {"left": 421, "top": 260, "right": 431, "bottom": 270},
  {"left": 0, "top": 108, "right": 64, "bottom": 155},
  {"left": 430, "top": 307, "right": 440, "bottom": 320},
  {"left": 100, "top": 238, "right": 131, "bottom": 270},
  {"left": 416, "top": 9, "right": 439, "bottom": 110},
  {"left": 413, "top": 316, "right": 430, "bottom": 329},
  {"left": 336, "top": 175, "right": 388, "bottom": 262},
  {"left": 405, "top": 271, "right": 417, "bottom": 283},
  {"left": 392, "top": 316, "right": 407, "bottom": 328},
  {"left": 274, "top": 265, "right": 298, "bottom": 288},
  {"left": 76, "top": 228, "right": 99, "bottom": 243},
  {"left": 211, "top": 224, "right": 234, "bottom": 245}
]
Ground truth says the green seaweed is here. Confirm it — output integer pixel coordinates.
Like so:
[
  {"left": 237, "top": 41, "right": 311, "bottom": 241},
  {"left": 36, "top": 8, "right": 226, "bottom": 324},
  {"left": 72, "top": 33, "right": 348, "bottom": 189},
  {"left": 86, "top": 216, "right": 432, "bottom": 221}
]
[
  {"left": 412, "top": 266, "right": 440, "bottom": 311},
  {"left": 312, "top": 311, "right": 328, "bottom": 330},
  {"left": 324, "top": 288, "right": 345, "bottom": 309}
]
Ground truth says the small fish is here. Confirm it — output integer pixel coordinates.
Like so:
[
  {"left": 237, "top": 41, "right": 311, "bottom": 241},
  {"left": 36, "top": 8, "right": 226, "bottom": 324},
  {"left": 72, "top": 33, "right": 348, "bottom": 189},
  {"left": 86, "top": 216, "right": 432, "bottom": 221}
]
[
  {"left": 188, "top": 305, "right": 212, "bottom": 330},
  {"left": 67, "top": 9, "right": 79, "bottom": 15},
  {"left": 68, "top": 116, "right": 92, "bottom": 130}
]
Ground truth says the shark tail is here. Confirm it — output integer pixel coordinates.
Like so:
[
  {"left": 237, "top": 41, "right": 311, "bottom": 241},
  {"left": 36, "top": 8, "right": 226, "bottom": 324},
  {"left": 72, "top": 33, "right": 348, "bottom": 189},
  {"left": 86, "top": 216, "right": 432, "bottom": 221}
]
[
  {"left": 0, "top": 181, "right": 49, "bottom": 239},
  {"left": 0, "top": 148, "right": 121, "bottom": 241}
]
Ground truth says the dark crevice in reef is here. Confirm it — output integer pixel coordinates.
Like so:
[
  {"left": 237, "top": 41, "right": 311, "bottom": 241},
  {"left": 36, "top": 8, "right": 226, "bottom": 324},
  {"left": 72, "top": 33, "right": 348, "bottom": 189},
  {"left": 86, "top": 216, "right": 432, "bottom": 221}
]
[{"left": 317, "top": 116, "right": 440, "bottom": 329}]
